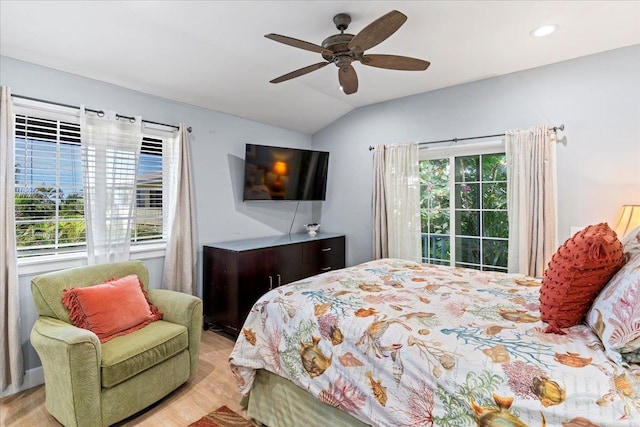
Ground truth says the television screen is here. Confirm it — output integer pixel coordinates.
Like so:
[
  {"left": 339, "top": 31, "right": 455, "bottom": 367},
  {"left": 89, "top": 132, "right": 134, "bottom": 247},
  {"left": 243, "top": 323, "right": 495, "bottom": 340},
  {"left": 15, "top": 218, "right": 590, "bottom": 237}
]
[{"left": 243, "top": 144, "right": 329, "bottom": 201}]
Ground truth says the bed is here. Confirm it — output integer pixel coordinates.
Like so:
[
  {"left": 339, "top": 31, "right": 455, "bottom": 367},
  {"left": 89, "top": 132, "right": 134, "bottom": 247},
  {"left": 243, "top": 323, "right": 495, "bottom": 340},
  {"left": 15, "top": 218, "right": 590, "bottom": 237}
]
[{"left": 229, "top": 257, "right": 640, "bottom": 426}]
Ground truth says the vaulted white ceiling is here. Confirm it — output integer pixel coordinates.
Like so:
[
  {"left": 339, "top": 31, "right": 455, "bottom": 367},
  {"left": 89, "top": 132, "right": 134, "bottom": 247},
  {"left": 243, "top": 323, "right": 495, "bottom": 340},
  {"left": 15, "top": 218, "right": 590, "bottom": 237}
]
[{"left": 1, "top": 1, "right": 639, "bottom": 134}]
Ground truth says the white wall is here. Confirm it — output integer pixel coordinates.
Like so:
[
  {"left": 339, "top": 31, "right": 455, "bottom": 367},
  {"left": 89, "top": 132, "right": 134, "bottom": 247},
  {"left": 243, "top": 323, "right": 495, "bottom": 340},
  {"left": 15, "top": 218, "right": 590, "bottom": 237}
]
[
  {"left": 313, "top": 45, "right": 640, "bottom": 266},
  {"left": 0, "top": 56, "right": 316, "bottom": 377}
]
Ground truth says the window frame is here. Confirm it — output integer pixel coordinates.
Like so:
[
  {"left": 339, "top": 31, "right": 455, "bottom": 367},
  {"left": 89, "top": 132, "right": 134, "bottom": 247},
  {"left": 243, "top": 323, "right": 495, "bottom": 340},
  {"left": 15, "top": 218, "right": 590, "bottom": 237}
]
[
  {"left": 12, "top": 98, "right": 175, "bottom": 272},
  {"left": 419, "top": 139, "right": 508, "bottom": 271}
]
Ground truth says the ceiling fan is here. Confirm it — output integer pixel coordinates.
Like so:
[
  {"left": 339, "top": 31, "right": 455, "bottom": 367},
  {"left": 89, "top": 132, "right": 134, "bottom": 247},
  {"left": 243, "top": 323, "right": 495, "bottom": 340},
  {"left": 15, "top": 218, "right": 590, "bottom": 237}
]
[{"left": 265, "top": 10, "right": 430, "bottom": 95}]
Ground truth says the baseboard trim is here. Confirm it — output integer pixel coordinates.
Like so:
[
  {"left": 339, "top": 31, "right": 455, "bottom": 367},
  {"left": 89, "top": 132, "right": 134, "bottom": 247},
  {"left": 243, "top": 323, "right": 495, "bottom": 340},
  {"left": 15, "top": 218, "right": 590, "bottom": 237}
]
[{"left": 1, "top": 367, "right": 44, "bottom": 397}]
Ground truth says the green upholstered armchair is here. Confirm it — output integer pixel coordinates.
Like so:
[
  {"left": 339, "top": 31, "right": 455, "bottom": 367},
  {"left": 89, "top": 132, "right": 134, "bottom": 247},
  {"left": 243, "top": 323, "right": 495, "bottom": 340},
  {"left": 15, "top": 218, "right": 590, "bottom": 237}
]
[{"left": 30, "top": 261, "right": 202, "bottom": 427}]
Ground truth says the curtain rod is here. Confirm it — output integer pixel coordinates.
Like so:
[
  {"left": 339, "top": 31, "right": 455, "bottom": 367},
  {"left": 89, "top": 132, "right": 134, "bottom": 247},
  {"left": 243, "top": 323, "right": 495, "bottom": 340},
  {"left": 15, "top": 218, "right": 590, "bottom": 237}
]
[
  {"left": 11, "top": 93, "right": 192, "bottom": 133},
  {"left": 368, "top": 124, "right": 564, "bottom": 151}
]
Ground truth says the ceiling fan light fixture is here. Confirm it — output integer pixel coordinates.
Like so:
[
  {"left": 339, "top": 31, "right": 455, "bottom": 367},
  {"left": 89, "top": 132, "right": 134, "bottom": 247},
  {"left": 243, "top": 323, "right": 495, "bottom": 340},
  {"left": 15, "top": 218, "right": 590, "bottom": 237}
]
[{"left": 530, "top": 24, "right": 558, "bottom": 38}]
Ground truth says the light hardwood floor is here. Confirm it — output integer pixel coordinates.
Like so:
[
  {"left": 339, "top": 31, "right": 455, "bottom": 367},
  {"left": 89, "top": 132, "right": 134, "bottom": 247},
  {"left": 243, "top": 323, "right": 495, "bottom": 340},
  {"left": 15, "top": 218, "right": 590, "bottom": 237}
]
[{"left": 0, "top": 331, "right": 245, "bottom": 426}]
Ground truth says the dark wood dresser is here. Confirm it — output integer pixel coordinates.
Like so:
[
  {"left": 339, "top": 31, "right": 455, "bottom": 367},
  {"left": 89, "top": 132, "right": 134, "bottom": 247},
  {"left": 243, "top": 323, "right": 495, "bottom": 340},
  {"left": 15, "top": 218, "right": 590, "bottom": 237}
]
[{"left": 203, "top": 233, "right": 345, "bottom": 335}]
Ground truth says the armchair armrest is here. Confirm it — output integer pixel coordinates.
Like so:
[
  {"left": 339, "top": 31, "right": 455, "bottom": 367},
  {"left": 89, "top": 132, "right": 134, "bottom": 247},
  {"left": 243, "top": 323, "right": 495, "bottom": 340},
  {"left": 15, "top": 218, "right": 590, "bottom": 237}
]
[
  {"left": 147, "top": 289, "right": 202, "bottom": 378},
  {"left": 147, "top": 289, "right": 202, "bottom": 327},
  {"left": 30, "top": 317, "right": 101, "bottom": 427},
  {"left": 32, "top": 316, "right": 101, "bottom": 348}
]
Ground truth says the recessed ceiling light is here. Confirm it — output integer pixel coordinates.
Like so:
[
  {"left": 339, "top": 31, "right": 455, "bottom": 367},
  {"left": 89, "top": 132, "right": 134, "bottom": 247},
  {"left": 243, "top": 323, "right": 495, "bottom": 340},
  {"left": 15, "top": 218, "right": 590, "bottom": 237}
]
[{"left": 530, "top": 24, "right": 558, "bottom": 38}]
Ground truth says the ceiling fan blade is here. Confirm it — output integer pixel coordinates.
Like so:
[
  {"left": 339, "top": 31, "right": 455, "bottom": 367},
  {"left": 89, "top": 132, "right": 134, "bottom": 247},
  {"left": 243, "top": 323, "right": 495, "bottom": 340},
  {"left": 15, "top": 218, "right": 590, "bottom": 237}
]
[
  {"left": 265, "top": 33, "right": 334, "bottom": 56},
  {"left": 360, "top": 54, "right": 430, "bottom": 71},
  {"left": 348, "top": 10, "right": 407, "bottom": 53},
  {"left": 338, "top": 65, "right": 358, "bottom": 95},
  {"left": 270, "top": 62, "right": 330, "bottom": 84}
]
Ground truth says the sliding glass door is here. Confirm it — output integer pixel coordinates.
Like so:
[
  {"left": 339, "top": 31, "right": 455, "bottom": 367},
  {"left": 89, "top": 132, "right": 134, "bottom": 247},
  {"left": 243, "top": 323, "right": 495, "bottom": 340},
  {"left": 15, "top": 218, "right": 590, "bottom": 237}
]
[{"left": 419, "top": 142, "right": 509, "bottom": 271}]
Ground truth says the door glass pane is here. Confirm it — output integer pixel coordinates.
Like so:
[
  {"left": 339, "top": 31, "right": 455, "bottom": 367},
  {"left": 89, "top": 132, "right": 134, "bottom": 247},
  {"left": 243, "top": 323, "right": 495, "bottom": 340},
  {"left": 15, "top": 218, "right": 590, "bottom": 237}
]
[
  {"left": 482, "top": 154, "right": 507, "bottom": 181},
  {"left": 455, "top": 183, "right": 479, "bottom": 209},
  {"left": 420, "top": 158, "right": 451, "bottom": 264},
  {"left": 456, "top": 210, "right": 479, "bottom": 236},
  {"left": 483, "top": 211, "right": 508, "bottom": 238},
  {"left": 455, "top": 237, "right": 480, "bottom": 264},
  {"left": 455, "top": 156, "right": 479, "bottom": 182},
  {"left": 483, "top": 239, "right": 508, "bottom": 268},
  {"left": 423, "top": 200, "right": 450, "bottom": 235},
  {"left": 428, "top": 235, "right": 450, "bottom": 260},
  {"left": 420, "top": 159, "right": 450, "bottom": 234},
  {"left": 482, "top": 182, "right": 507, "bottom": 209}
]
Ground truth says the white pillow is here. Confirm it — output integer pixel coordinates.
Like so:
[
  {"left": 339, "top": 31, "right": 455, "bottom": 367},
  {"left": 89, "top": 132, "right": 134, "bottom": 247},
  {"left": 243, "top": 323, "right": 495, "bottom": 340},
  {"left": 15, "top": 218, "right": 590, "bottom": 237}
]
[
  {"left": 585, "top": 253, "right": 640, "bottom": 365},
  {"left": 620, "top": 225, "right": 640, "bottom": 258}
]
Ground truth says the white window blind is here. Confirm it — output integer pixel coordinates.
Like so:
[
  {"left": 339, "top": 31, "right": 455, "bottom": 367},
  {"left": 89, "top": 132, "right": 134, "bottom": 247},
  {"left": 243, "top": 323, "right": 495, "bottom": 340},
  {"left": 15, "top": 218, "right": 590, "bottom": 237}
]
[
  {"left": 133, "top": 135, "right": 164, "bottom": 243},
  {"left": 14, "top": 114, "right": 85, "bottom": 256}
]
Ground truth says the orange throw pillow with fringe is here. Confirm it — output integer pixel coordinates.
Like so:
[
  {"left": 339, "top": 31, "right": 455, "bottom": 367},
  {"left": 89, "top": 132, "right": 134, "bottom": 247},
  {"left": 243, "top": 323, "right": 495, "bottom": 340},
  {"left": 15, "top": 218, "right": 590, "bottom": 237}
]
[
  {"left": 540, "top": 223, "right": 624, "bottom": 334},
  {"left": 62, "top": 274, "right": 163, "bottom": 343}
]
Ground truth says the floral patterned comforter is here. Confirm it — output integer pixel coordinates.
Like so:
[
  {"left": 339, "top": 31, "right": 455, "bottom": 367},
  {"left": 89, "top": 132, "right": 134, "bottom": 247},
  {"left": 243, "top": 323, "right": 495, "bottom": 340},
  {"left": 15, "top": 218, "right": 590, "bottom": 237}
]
[{"left": 229, "top": 258, "right": 640, "bottom": 426}]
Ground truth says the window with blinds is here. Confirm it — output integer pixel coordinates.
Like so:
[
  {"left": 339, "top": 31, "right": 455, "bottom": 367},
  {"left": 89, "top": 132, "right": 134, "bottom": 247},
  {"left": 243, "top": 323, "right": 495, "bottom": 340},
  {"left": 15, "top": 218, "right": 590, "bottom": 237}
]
[
  {"left": 133, "top": 137, "right": 164, "bottom": 243},
  {"left": 14, "top": 114, "right": 167, "bottom": 257},
  {"left": 15, "top": 115, "right": 85, "bottom": 256}
]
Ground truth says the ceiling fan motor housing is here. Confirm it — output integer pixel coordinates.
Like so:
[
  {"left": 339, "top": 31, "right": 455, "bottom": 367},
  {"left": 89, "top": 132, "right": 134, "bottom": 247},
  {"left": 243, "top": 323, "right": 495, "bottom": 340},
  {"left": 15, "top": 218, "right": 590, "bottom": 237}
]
[{"left": 321, "top": 33, "right": 356, "bottom": 63}]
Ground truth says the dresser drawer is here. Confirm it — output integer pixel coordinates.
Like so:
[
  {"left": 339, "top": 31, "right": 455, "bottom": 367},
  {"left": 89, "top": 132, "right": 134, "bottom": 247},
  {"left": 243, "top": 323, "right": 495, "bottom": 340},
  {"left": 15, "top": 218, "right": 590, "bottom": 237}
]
[
  {"left": 301, "top": 236, "right": 345, "bottom": 277},
  {"left": 302, "top": 260, "right": 344, "bottom": 277},
  {"left": 302, "top": 237, "right": 345, "bottom": 265}
]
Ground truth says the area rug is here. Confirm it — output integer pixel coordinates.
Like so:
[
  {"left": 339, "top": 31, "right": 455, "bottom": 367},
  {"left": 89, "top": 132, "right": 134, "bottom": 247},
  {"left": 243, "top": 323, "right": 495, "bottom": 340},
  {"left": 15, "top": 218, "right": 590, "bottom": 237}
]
[{"left": 188, "top": 405, "right": 258, "bottom": 427}]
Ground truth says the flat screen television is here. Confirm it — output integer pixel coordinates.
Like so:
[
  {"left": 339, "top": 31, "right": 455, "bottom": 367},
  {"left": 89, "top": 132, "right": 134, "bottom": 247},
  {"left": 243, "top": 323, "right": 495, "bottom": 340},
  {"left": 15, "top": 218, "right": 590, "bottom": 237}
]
[{"left": 243, "top": 144, "right": 329, "bottom": 201}]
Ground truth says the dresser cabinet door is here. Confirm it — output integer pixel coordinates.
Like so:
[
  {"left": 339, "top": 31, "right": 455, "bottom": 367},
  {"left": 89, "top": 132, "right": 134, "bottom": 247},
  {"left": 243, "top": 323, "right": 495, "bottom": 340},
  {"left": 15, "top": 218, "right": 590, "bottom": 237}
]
[
  {"left": 237, "top": 248, "right": 274, "bottom": 329},
  {"left": 204, "top": 247, "right": 238, "bottom": 331},
  {"left": 273, "top": 243, "right": 303, "bottom": 285}
]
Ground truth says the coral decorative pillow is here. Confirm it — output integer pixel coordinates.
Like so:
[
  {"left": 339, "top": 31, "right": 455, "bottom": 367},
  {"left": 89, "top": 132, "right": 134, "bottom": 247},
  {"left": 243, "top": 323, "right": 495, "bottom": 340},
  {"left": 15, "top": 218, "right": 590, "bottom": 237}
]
[
  {"left": 585, "top": 252, "right": 640, "bottom": 364},
  {"left": 540, "top": 223, "right": 624, "bottom": 333},
  {"left": 62, "top": 274, "right": 163, "bottom": 343}
]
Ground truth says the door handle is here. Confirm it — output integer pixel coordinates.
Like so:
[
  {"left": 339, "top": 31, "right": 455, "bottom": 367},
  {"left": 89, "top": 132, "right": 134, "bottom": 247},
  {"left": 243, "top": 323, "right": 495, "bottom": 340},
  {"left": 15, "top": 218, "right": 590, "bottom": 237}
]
[
  {"left": 277, "top": 273, "right": 281, "bottom": 286},
  {"left": 321, "top": 247, "right": 332, "bottom": 252},
  {"left": 321, "top": 267, "right": 332, "bottom": 271},
  {"left": 268, "top": 275, "right": 273, "bottom": 290}
]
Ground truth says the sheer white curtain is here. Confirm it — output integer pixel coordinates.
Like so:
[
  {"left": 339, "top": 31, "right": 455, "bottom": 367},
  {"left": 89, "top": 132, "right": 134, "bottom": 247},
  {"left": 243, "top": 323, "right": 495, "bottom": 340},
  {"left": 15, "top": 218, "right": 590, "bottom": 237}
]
[
  {"left": 506, "top": 125, "right": 557, "bottom": 276},
  {"left": 1, "top": 86, "right": 24, "bottom": 392},
  {"left": 80, "top": 108, "right": 142, "bottom": 264},
  {"left": 372, "top": 143, "right": 421, "bottom": 262},
  {"left": 161, "top": 125, "right": 196, "bottom": 294}
]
